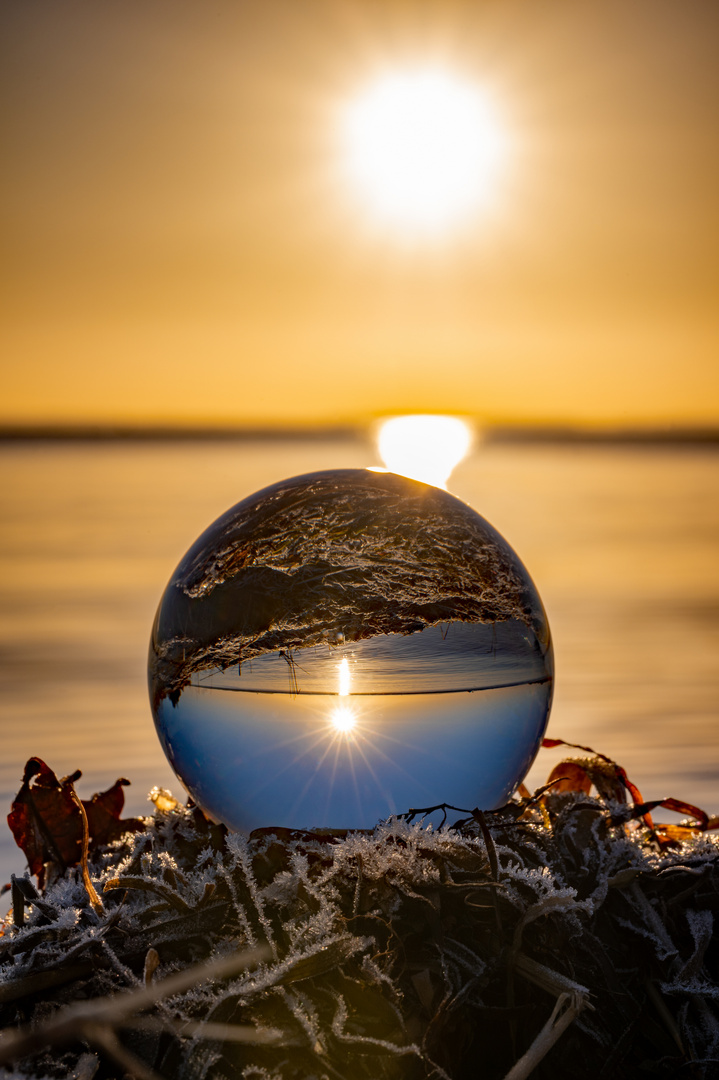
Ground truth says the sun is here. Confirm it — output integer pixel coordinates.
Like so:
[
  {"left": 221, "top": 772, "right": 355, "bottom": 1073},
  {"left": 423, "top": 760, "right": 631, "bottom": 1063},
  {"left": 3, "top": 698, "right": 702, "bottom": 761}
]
[
  {"left": 340, "top": 68, "right": 507, "bottom": 235},
  {"left": 330, "top": 705, "right": 357, "bottom": 734}
]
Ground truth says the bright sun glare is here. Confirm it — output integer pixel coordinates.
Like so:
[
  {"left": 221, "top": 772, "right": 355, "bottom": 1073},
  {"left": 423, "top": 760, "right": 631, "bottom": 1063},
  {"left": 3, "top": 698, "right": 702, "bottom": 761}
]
[
  {"left": 376, "top": 415, "right": 474, "bottom": 489},
  {"left": 331, "top": 705, "right": 356, "bottom": 734},
  {"left": 330, "top": 658, "right": 356, "bottom": 733},
  {"left": 341, "top": 68, "right": 506, "bottom": 234}
]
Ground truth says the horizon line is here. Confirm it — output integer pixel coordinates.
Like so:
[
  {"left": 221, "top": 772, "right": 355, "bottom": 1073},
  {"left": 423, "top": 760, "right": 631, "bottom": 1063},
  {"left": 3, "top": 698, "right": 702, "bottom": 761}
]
[{"left": 1, "top": 421, "right": 719, "bottom": 445}]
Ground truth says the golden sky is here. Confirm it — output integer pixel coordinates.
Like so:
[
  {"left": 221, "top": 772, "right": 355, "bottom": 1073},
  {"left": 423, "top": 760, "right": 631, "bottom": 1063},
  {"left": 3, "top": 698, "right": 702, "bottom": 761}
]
[{"left": 1, "top": 0, "right": 718, "bottom": 428}]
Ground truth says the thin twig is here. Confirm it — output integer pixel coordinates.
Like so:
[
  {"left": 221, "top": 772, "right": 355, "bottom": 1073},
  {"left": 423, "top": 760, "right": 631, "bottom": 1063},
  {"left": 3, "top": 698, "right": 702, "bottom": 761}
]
[
  {"left": 85, "top": 1023, "right": 166, "bottom": 1080},
  {"left": 513, "top": 952, "right": 593, "bottom": 1002},
  {"left": 471, "top": 808, "right": 499, "bottom": 881},
  {"left": 67, "top": 781, "right": 104, "bottom": 915},
  {"left": 123, "top": 1015, "right": 289, "bottom": 1045},
  {"left": 472, "top": 808, "right": 502, "bottom": 936},
  {"left": 0, "top": 945, "right": 269, "bottom": 1067},
  {"left": 501, "top": 991, "right": 587, "bottom": 1080},
  {"left": 645, "top": 978, "right": 687, "bottom": 1057},
  {"left": 400, "top": 802, "right": 472, "bottom": 825},
  {"left": 0, "top": 961, "right": 97, "bottom": 1005}
]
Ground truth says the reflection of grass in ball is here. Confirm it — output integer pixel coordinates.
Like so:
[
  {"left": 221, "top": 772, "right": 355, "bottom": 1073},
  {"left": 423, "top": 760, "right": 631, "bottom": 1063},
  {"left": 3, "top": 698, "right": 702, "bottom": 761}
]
[{"left": 150, "top": 469, "right": 543, "bottom": 706}]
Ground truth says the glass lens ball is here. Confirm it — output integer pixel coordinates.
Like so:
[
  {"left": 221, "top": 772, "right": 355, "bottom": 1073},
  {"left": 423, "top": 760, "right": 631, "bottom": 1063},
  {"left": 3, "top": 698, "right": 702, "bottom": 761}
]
[{"left": 149, "top": 469, "right": 553, "bottom": 830}]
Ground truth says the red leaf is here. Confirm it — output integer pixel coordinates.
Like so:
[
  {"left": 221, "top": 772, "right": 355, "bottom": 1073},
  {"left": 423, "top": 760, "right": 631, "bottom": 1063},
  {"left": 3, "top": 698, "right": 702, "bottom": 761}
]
[
  {"left": 83, "top": 778, "right": 144, "bottom": 848},
  {"left": 7, "top": 758, "right": 144, "bottom": 887},
  {"left": 7, "top": 759, "right": 83, "bottom": 885},
  {"left": 545, "top": 761, "right": 593, "bottom": 795},
  {"left": 653, "top": 797, "right": 709, "bottom": 829},
  {"left": 541, "top": 738, "right": 653, "bottom": 829}
]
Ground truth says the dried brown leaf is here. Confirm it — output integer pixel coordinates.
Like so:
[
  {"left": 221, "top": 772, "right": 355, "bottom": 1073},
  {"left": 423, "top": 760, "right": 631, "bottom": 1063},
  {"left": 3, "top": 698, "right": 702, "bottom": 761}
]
[
  {"left": 7, "top": 758, "right": 145, "bottom": 887},
  {"left": 544, "top": 761, "right": 593, "bottom": 795}
]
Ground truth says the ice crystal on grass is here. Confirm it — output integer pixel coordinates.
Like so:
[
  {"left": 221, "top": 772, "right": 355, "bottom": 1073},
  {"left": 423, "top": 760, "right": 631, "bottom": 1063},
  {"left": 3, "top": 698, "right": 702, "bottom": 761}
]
[{"left": 2, "top": 773, "right": 719, "bottom": 1079}]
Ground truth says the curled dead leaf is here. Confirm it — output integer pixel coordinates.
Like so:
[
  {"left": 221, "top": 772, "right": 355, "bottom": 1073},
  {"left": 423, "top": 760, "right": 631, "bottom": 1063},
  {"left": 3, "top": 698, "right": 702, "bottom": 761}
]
[
  {"left": 7, "top": 758, "right": 145, "bottom": 888},
  {"left": 541, "top": 737, "right": 718, "bottom": 846}
]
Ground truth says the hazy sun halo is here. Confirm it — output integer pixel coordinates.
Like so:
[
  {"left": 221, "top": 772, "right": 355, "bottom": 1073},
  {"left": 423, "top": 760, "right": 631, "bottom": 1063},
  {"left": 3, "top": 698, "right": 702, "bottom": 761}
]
[{"left": 340, "top": 69, "right": 506, "bottom": 234}]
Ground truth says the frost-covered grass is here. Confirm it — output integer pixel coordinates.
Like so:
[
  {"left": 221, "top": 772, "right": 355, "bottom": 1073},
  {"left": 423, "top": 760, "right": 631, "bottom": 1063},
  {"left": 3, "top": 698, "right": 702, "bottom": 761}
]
[{"left": 1, "top": 789, "right": 719, "bottom": 1080}]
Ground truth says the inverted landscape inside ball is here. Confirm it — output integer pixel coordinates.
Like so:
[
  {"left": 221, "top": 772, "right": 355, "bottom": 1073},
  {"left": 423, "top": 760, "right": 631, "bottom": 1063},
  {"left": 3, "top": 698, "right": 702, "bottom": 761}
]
[{"left": 148, "top": 470, "right": 553, "bottom": 831}]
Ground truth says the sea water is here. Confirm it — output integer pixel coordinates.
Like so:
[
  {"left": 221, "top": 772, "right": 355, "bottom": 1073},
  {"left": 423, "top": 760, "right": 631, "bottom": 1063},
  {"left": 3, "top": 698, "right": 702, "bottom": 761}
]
[{"left": 8, "top": 440, "right": 717, "bottom": 891}]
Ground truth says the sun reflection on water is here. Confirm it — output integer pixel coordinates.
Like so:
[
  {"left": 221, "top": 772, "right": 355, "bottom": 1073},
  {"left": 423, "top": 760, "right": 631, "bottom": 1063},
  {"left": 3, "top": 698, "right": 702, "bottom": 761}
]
[
  {"left": 338, "top": 656, "right": 351, "bottom": 696},
  {"left": 375, "top": 414, "right": 474, "bottom": 488},
  {"left": 331, "top": 657, "right": 356, "bottom": 733}
]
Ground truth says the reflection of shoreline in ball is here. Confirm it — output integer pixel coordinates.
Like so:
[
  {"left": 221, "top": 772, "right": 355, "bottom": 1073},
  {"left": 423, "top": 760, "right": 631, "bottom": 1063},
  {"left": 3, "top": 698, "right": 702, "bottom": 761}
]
[{"left": 149, "top": 469, "right": 553, "bottom": 829}]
